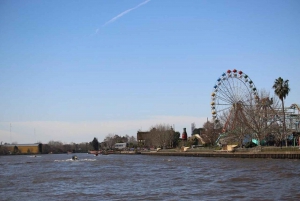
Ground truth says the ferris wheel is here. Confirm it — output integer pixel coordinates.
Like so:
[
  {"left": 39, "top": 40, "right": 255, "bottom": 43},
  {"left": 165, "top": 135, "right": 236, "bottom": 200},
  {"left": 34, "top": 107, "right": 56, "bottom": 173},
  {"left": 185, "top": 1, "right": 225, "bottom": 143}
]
[{"left": 211, "top": 69, "right": 258, "bottom": 132}]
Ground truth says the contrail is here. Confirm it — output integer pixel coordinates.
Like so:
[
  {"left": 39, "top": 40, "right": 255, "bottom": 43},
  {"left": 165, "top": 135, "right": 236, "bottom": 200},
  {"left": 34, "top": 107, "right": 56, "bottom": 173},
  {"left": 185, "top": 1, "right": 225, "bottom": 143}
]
[{"left": 103, "top": 0, "right": 150, "bottom": 27}]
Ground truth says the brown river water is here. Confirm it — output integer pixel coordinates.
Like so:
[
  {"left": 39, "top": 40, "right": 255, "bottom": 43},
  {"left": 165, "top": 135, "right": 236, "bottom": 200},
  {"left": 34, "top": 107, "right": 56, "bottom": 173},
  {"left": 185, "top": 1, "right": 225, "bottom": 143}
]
[{"left": 1, "top": 153, "right": 300, "bottom": 201}]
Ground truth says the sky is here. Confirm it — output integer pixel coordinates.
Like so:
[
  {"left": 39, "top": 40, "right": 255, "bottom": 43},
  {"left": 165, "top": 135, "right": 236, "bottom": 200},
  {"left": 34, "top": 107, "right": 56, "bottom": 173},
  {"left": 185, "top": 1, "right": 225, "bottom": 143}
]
[{"left": 0, "top": 0, "right": 299, "bottom": 144}]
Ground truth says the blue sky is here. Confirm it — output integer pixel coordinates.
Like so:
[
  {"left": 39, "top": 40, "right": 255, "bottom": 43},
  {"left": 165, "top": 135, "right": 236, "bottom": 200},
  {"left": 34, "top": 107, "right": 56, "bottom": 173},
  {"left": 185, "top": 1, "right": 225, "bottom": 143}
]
[{"left": 0, "top": 0, "right": 299, "bottom": 144}]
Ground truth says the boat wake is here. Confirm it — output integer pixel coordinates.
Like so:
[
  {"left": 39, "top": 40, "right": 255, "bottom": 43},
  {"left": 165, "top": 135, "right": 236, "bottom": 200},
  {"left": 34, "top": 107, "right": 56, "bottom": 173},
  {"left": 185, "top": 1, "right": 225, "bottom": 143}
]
[
  {"left": 28, "top": 155, "right": 41, "bottom": 158},
  {"left": 54, "top": 159, "right": 97, "bottom": 162}
]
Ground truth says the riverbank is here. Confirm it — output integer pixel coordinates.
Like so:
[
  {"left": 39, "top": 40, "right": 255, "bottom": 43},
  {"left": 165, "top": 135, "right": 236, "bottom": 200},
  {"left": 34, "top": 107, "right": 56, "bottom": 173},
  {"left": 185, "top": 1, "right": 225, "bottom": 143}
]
[
  {"left": 131, "top": 146, "right": 300, "bottom": 159},
  {"left": 140, "top": 151, "right": 300, "bottom": 159}
]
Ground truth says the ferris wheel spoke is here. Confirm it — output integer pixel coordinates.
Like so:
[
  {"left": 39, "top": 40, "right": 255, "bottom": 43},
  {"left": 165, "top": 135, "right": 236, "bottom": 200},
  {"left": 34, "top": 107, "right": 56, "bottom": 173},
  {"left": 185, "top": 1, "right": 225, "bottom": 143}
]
[
  {"left": 240, "top": 84, "right": 252, "bottom": 102},
  {"left": 224, "top": 77, "right": 240, "bottom": 102},
  {"left": 215, "top": 94, "right": 234, "bottom": 104},
  {"left": 230, "top": 77, "right": 242, "bottom": 102},
  {"left": 217, "top": 82, "right": 236, "bottom": 103},
  {"left": 218, "top": 87, "right": 235, "bottom": 103},
  {"left": 222, "top": 77, "right": 235, "bottom": 99},
  {"left": 226, "top": 78, "right": 236, "bottom": 100},
  {"left": 215, "top": 106, "right": 232, "bottom": 113}
]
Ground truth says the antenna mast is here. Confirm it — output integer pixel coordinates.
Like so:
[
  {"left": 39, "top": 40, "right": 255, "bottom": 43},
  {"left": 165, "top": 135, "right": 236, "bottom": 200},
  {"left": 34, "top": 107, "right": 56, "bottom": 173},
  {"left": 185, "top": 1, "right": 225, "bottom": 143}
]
[{"left": 10, "top": 123, "right": 12, "bottom": 144}]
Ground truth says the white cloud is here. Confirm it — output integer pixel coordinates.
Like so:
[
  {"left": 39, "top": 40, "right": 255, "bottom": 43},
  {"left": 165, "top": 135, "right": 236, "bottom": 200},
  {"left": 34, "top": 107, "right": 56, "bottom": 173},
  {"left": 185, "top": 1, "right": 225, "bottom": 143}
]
[{"left": 0, "top": 115, "right": 207, "bottom": 144}]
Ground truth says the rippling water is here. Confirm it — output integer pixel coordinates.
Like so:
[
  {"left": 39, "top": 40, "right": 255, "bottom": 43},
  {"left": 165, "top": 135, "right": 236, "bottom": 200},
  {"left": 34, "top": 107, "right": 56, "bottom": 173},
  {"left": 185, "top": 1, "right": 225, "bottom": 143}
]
[{"left": 1, "top": 153, "right": 300, "bottom": 200}]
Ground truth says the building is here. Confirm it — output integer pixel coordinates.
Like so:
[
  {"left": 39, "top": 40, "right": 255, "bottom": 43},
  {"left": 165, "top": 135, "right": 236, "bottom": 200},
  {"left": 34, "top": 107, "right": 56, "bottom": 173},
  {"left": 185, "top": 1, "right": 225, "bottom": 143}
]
[
  {"left": 2, "top": 144, "right": 42, "bottom": 154},
  {"left": 114, "top": 143, "right": 127, "bottom": 150},
  {"left": 137, "top": 131, "right": 151, "bottom": 147}
]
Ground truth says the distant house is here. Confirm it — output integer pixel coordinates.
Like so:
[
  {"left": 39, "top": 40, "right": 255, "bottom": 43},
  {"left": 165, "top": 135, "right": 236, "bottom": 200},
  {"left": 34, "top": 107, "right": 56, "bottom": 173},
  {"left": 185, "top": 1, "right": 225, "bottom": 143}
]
[
  {"left": 2, "top": 144, "right": 42, "bottom": 154},
  {"left": 137, "top": 131, "right": 150, "bottom": 147},
  {"left": 114, "top": 143, "right": 127, "bottom": 150}
]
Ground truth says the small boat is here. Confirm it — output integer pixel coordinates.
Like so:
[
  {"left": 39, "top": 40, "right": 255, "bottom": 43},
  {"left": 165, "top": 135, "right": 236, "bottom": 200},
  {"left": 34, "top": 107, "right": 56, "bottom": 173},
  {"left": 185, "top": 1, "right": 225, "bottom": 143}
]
[
  {"left": 88, "top": 150, "right": 99, "bottom": 155},
  {"left": 72, "top": 155, "right": 78, "bottom": 160}
]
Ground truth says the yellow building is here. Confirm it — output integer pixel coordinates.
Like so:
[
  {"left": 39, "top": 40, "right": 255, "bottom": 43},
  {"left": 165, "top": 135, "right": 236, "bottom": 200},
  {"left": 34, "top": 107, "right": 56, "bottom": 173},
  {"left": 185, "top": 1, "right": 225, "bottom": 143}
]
[{"left": 2, "top": 144, "right": 42, "bottom": 154}]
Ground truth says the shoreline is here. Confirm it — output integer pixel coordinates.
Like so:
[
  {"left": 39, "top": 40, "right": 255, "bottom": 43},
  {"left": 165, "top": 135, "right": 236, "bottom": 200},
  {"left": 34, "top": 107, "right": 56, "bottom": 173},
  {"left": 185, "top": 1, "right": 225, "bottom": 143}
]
[{"left": 139, "top": 151, "right": 300, "bottom": 159}]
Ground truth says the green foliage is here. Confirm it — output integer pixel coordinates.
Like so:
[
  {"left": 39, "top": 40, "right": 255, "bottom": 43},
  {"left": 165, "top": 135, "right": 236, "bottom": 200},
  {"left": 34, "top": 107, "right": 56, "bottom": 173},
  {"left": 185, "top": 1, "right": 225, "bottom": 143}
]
[
  {"left": 272, "top": 77, "right": 290, "bottom": 101},
  {"left": 173, "top": 131, "right": 180, "bottom": 147},
  {"left": 13, "top": 146, "right": 19, "bottom": 154},
  {"left": 91, "top": 137, "right": 99, "bottom": 151},
  {"left": 272, "top": 77, "right": 290, "bottom": 147}
]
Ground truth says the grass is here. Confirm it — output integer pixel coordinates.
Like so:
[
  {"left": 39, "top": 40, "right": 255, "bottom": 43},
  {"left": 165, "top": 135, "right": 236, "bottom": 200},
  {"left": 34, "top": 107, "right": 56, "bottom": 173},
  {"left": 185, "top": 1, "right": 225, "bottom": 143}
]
[{"left": 261, "top": 146, "right": 300, "bottom": 152}]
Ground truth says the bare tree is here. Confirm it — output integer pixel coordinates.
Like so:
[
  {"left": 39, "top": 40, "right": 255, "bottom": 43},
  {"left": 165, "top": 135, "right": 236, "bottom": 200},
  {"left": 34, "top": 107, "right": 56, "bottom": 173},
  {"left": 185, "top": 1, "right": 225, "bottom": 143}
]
[
  {"left": 102, "top": 134, "right": 134, "bottom": 149},
  {"left": 242, "top": 90, "right": 281, "bottom": 145},
  {"left": 103, "top": 134, "right": 117, "bottom": 149},
  {"left": 128, "top": 136, "right": 136, "bottom": 143},
  {"left": 216, "top": 89, "right": 282, "bottom": 147},
  {"left": 47, "top": 140, "right": 64, "bottom": 153},
  {"left": 77, "top": 142, "right": 92, "bottom": 153},
  {"left": 202, "top": 121, "right": 220, "bottom": 145},
  {"left": 149, "top": 124, "right": 174, "bottom": 148},
  {"left": 267, "top": 121, "right": 283, "bottom": 146}
]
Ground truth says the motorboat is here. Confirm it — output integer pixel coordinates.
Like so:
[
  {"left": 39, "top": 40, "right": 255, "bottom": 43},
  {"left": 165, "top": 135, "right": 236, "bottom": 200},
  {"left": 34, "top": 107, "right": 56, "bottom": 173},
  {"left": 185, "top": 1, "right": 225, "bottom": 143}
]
[{"left": 72, "top": 155, "right": 78, "bottom": 160}]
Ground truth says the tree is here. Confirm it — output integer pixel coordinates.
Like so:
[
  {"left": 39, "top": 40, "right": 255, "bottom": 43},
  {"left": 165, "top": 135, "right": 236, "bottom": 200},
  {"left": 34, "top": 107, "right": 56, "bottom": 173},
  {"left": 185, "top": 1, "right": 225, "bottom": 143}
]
[
  {"left": 91, "top": 137, "right": 99, "bottom": 151},
  {"left": 202, "top": 121, "right": 220, "bottom": 146},
  {"left": 103, "top": 134, "right": 117, "bottom": 149},
  {"left": 13, "top": 145, "right": 19, "bottom": 154},
  {"left": 149, "top": 124, "right": 174, "bottom": 148},
  {"left": 268, "top": 121, "right": 284, "bottom": 146},
  {"left": 173, "top": 132, "right": 180, "bottom": 148},
  {"left": 242, "top": 90, "right": 281, "bottom": 146},
  {"left": 127, "top": 136, "right": 136, "bottom": 143},
  {"left": 77, "top": 142, "right": 92, "bottom": 153},
  {"left": 273, "top": 77, "right": 290, "bottom": 147},
  {"left": 48, "top": 141, "right": 64, "bottom": 153},
  {"left": 127, "top": 136, "right": 137, "bottom": 148},
  {"left": 0, "top": 145, "right": 10, "bottom": 155},
  {"left": 102, "top": 134, "right": 137, "bottom": 149}
]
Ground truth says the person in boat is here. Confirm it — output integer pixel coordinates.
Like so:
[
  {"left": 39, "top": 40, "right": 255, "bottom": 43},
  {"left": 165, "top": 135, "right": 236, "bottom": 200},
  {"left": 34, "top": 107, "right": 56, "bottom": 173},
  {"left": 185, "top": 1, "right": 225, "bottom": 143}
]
[{"left": 72, "top": 155, "right": 78, "bottom": 160}]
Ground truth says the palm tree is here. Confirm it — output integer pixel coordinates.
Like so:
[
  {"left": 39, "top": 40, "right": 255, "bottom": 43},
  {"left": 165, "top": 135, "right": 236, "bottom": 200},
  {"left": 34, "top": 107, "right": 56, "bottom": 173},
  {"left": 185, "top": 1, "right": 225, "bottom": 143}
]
[{"left": 272, "top": 77, "right": 290, "bottom": 147}]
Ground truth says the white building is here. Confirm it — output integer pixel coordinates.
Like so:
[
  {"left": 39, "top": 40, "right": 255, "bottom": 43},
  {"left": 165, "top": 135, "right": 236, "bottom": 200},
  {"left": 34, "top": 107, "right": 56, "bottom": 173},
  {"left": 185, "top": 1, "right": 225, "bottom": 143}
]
[{"left": 114, "top": 143, "right": 127, "bottom": 150}]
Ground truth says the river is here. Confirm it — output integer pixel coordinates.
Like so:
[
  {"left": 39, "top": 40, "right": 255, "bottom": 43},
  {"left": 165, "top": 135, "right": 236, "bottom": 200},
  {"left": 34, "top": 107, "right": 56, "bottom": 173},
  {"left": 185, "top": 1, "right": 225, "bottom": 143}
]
[{"left": 1, "top": 153, "right": 299, "bottom": 200}]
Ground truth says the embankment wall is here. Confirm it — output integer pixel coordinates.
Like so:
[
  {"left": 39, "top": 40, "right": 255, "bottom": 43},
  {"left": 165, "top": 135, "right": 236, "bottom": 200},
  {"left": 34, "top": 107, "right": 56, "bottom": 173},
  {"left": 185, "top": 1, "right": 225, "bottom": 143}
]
[{"left": 140, "top": 151, "right": 300, "bottom": 159}]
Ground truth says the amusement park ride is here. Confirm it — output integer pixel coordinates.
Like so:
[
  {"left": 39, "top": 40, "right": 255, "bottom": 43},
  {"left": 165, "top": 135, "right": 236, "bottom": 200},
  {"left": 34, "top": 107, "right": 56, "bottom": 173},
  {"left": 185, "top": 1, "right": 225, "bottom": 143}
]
[{"left": 211, "top": 69, "right": 300, "bottom": 145}]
